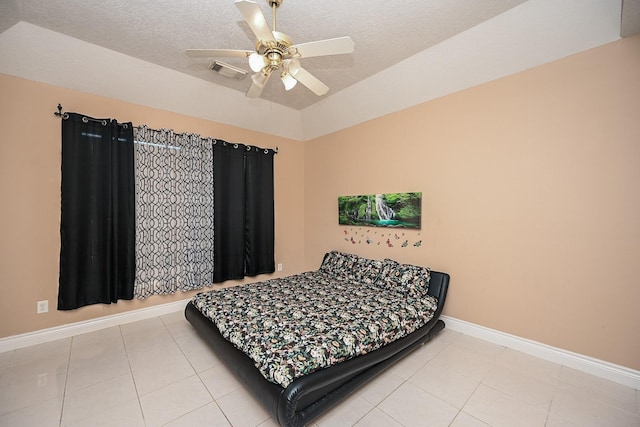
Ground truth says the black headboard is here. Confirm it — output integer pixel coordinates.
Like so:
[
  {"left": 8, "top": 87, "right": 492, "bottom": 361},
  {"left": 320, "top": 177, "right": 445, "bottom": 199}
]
[{"left": 427, "top": 270, "right": 450, "bottom": 318}]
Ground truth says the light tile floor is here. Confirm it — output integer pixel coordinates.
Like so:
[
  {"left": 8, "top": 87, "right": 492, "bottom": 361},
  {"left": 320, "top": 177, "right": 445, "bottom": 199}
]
[{"left": 0, "top": 312, "right": 638, "bottom": 426}]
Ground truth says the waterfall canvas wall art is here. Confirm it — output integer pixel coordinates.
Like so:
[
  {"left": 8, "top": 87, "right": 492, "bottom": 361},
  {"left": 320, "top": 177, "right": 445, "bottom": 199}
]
[{"left": 338, "top": 192, "right": 421, "bottom": 229}]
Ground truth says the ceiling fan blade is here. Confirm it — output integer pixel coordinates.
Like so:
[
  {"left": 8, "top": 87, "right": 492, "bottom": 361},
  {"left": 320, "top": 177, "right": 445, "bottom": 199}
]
[
  {"left": 246, "top": 82, "right": 264, "bottom": 98},
  {"left": 235, "top": 0, "right": 275, "bottom": 44},
  {"left": 291, "top": 36, "right": 355, "bottom": 58},
  {"left": 246, "top": 71, "right": 272, "bottom": 98},
  {"left": 288, "top": 61, "right": 329, "bottom": 96},
  {"left": 185, "top": 49, "right": 252, "bottom": 58}
]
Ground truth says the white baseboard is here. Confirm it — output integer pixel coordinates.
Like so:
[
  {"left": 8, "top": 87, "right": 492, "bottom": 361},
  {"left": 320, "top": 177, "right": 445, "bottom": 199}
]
[
  {"left": 441, "top": 315, "right": 640, "bottom": 390},
  {"left": 0, "top": 298, "right": 190, "bottom": 354},
  {"left": 1, "top": 304, "right": 637, "bottom": 390}
]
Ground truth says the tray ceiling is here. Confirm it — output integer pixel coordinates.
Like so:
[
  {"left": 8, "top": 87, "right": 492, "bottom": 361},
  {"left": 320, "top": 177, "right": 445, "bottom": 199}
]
[{"left": 0, "top": 0, "right": 636, "bottom": 140}]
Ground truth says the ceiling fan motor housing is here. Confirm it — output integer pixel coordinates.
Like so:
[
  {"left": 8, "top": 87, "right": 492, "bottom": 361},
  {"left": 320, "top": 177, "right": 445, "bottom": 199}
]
[{"left": 257, "top": 31, "right": 295, "bottom": 70}]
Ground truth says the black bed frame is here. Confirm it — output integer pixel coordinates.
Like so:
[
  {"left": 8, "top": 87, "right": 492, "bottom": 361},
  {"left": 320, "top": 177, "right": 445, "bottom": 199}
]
[{"left": 185, "top": 268, "right": 449, "bottom": 427}]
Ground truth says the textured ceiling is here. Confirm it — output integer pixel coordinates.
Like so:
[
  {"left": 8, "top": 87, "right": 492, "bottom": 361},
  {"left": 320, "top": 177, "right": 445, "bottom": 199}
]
[
  {"left": 0, "top": 0, "right": 533, "bottom": 110},
  {"left": 0, "top": 0, "right": 636, "bottom": 140}
]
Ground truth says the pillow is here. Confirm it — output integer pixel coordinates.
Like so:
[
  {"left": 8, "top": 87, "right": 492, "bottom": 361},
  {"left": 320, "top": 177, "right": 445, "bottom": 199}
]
[
  {"left": 319, "top": 251, "right": 358, "bottom": 278},
  {"left": 377, "top": 258, "right": 401, "bottom": 288},
  {"left": 351, "top": 257, "right": 385, "bottom": 285},
  {"left": 379, "top": 260, "right": 431, "bottom": 296},
  {"left": 378, "top": 258, "right": 400, "bottom": 286},
  {"left": 399, "top": 263, "right": 431, "bottom": 296}
]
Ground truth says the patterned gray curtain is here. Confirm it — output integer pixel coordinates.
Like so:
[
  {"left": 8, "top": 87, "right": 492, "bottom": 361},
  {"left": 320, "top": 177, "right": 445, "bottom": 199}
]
[{"left": 133, "top": 126, "right": 214, "bottom": 298}]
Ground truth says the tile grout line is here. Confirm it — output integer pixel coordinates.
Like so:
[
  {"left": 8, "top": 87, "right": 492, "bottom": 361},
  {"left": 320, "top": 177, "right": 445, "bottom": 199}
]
[
  {"left": 58, "top": 337, "right": 74, "bottom": 427},
  {"left": 158, "top": 314, "right": 227, "bottom": 425},
  {"left": 543, "top": 366, "right": 563, "bottom": 427},
  {"left": 373, "top": 333, "right": 459, "bottom": 426},
  {"left": 118, "top": 324, "right": 146, "bottom": 426},
  {"left": 155, "top": 314, "right": 234, "bottom": 426}
]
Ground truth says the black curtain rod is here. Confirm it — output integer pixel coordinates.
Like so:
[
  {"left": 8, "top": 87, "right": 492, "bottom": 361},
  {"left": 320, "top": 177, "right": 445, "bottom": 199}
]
[
  {"left": 54, "top": 103, "right": 65, "bottom": 118},
  {"left": 54, "top": 104, "right": 130, "bottom": 127},
  {"left": 54, "top": 104, "right": 278, "bottom": 154}
]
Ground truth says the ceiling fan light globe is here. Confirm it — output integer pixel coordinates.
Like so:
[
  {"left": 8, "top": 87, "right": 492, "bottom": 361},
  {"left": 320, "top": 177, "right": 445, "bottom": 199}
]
[
  {"left": 281, "top": 72, "right": 297, "bottom": 90},
  {"left": 248, "top": 53, "right": 267, "bottom": 72},
  {"left": 286, "top": 58, "right": 301, "bottom": 76}
]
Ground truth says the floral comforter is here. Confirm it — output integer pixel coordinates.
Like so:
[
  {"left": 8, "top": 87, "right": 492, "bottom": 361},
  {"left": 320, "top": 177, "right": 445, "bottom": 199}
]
[{"left": 191, "top": 270, "right": 438, "bottom": 388}]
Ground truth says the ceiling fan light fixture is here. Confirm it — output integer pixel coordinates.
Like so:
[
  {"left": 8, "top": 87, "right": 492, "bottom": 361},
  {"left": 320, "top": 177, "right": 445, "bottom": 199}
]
[
  {"left": 286, "top": 58, "right": 301, "bottom": 77},
  {"left": 188, "top": 0, "right": 355, "bottom": 99},
  {"left": 248, "top": 52, "right": 267, "bottom": 72},
  {"left": 281, "top": 71, "right": 297, "bottom": 90}
]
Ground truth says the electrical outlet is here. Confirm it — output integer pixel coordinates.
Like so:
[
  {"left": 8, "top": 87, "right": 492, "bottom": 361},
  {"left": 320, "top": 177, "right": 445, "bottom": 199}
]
[
  {"left": 277, "top": 263, "right": 283, "bottom": 271},
  {"left": 37, "top": 300, "right": 48, "bottom": 314}
]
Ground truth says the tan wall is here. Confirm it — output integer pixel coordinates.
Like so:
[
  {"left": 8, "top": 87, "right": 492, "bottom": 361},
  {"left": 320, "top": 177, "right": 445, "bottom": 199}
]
[
  {"left": 0, "top": 74, "right": 306, "bottom": 338},
  {"left": 1, "top": 35, "right": 638, "bottom": 372},
  {"left": 304, "top": 35, "right": 640, "bottom": 370}
]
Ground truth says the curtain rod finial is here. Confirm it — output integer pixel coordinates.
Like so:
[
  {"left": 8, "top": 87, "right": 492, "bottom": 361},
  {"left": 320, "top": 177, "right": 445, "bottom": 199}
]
[{"left": 54, "top": 103, "right": 63, "bottom": 117}]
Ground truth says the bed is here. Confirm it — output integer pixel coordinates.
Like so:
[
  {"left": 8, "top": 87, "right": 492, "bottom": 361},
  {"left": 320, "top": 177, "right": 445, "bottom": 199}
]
[{"left": 185, "top": 251, "right": 450, "bottom": 427}]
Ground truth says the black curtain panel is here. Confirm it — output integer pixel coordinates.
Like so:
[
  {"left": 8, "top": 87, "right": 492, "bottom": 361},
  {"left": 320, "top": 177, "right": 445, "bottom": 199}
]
[
  {"left": 58, "top": 113, "right": 135, "bottom": 310},
  {"left": 213, "top": 142, "right": 275, "bottom": 282},
  {"left": 245, "top": 147, "right": 275, "bottom": 276},
  {"left": 213, "top": 141, "right": 246, "bottom": 282}
]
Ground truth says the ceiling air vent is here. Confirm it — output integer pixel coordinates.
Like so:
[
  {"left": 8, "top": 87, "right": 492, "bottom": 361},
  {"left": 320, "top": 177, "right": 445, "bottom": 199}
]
[{"left": 209, "top": 61, "right": 248, "bottom": 79}]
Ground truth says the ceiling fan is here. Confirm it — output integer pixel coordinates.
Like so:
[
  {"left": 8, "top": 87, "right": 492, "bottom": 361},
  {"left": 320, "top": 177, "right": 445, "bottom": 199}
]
[{"left": 186, "top": 0, "right": 355, "bottom": 98}]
